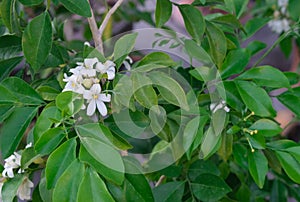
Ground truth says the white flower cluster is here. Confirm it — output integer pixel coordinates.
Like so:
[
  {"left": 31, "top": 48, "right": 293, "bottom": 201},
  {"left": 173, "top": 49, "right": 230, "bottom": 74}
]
[
  {"left": 210, "top": 100, "right": 230, "bottom": 113},
  {"left": 1, "top": 143, "right": 34, "bottom": 201},
  {"left": 268, "top": 0, "right": 290, "bottom": 34},
  {"left": 63, "top": 58, "right": 116, "bottom": 117}
]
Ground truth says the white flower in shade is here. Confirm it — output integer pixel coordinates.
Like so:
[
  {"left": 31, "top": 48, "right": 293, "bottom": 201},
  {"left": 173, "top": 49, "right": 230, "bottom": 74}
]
[
  {"left": 210, "top": 100, "right": 230, "bottom": 113},
  {"left": 123, "top": 56, "right": 133, "bottom": 70},
  {"left": 63, "top": 74, "right": 85, "bottom": 94},
  {"left": 77, "top": 58, "right": 98, "bottom": 77},
  {"left": 268, "top": 18, "right": 290, "bottom": 34},
  {"left": 278, "top": 0, "right": 288, "bottom": 7},
  {"left": 17, "top": 177, "right": 34, "bottom": 201},
  {"left": 25, "top": 142, "right": 32, "bottom": 149},
  {"left": 96, "top": 60, "right": 116, "bottom": 80},
  {"left": 2, "top": 152, "right": 21, "bottom": 178},
  {"left": 83, "top": 84, "right": 111, "bottom": 116}
]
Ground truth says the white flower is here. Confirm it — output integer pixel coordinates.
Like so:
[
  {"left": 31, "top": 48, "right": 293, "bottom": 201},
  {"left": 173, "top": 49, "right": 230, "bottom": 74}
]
[
  {"left": 25, "top": 142, "right": 32, "bottom": 149},
  {"left": 2, "top": 152, "right": 21, "bottom": 178},
  {"left": 17, "top": 177, "right": 34, "bottom": 201},
  {"left": 83, "top": 84, "right": 111, "bottom": 116},
  {"left": 63, "top": 74, "right": 85, "bottom": 94},
  {"left": 268, "top": 18, "right": 290, "bottom": 34},
  {"left": 123, "top": 56, "right": 133, "bottom": 70},
  {"left": 96, "top": 60, "right": 116, "bottom": 80},
  {"left": 210, "top": 100, "right": 230, "bottom": 113},
  {"left": 77, "top": 58, "right": 98, "bottom": 77},
  {"left": 278, "top": 0, "right": 288, "bottom": 7}
]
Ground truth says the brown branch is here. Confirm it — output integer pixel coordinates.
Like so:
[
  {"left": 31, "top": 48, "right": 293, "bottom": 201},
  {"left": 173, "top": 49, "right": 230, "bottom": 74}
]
[{"left": 87, "top": 6, "right": 103, "bottom": 53}]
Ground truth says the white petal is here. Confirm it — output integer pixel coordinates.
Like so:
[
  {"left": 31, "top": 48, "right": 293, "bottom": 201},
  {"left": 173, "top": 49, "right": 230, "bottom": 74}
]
[
  {"left": 96, "top": 101, "right": 108, "bottom": 116},
  {"left": 99, "top": 94, "right": 111, "bottom": 102},
  {"left": 87, "top": 100, "right": 96, "bottom": 116},
  {"left": 95, "top": 62, "right": 106, "bottom": 73},
  {"left": 25, "top": 142, "right": 32, "bottom": 148},
  {"left": 17, "top": 178, "right": 34, "bottom": 201},
  {"left": 83, "top": 90, "right": 92, "bottom": 100},
  {"left": 105, "top": 60, "right": 115, "bottom": 68},
  {"left": 84, "top": 58, "right": 98, "bottom": 69},
  {"left": 107, "top": 70, "right": 115, "bottom": 80},
  {"left": 123, "top": 61, "right": 131, "bottom": 70},
  {"left": 90, "top": 84, "right": 101, "bottom": 94}
]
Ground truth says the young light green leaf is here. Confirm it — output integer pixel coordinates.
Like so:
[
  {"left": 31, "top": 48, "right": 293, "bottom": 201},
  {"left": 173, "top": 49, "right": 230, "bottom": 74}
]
[
  {"left": 155, "top": 0, "right": 172, "bottom": 27},
  {"left": 249, "top": 119, "right": 282, "bottom": 137},
  {"left": 18, "top": 0, "right": 43, "bottom": 6},
  {"left": 248, "top": 150, "right": 268, "bottom": 188},
  {"left": 77, "top": 167, "right": 115, "bottom": 202},
  {"left": 191, "top": 173, "right": 231, "bottom": 201},
  {"left": 46, "top": 138, "right": 77, "bottom": 189},
  {"left": 235, "top": 81, "right": 276, "bottom": 117},
  {"left": 113, "top": 33, "right": 138, "bottom": 68},
  {"left": 178, "top": 4, "right": 205, "bottom": 43},
  {"left": 22, "top": 12, "right": 53, "bottom": 72},
  {"left": 55, "top": 91, "right": 84, "bottom": 115},
  {"left": 237, "top": 66, "right": 290, "bottom": 89},
  {"left": 0, "top": 106, "right": 37, "bottom": 158},
  {"left": 53, "top": 160, "right": 85, "bottom": 202},
  {"left": 276, "top": 151, "right": 300, "bottom": 184},
  {"left": 153, "top": 181, "right": 185, "bottom": 202},
  {"left": 60, "top": 0, "right": 92, "bottom": 17}
]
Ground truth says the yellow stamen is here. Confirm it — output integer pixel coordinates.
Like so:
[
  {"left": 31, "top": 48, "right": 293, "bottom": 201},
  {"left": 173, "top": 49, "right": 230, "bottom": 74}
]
[{"left": 93, "top": 94, "right": 98, "bottom": 99}]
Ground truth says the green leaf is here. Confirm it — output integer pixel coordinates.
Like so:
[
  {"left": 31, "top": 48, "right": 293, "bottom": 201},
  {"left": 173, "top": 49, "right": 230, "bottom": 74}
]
[
  {"left": 279, "top": 36, "right": 293, "bottom": 58},
  {"left": 22, "top": 12, "right": 53, "bottom": 72},
  {"left": 153, "top": 181, "right": 185, "bottom": 202},
  {"left": 218, "top": 81, "right": 244, "bottom": 111},
  {"left": 178, "top": 4, "right": 205, "bottom": 43},
  {"left": 285, "top": 146, "right": 300, "bottom": 162},
  {"left": 35, "top": 127, "right": 66, "bottom": 155},
  {"left": 21, "top": 146, "right": 41, "bottom": 169},
  {"left": 77, "top": 167, "right": 115, "bottom": 202},
  {"left": 0, "top": 35, "right": 22, "bottom": 60},
  {"left": 33, "top": 106, "right": 63, "bottom": 141},
  {"left": 270, "top": 180, "right": 288, "bottom": 202},
  {"left": 155, "top": 0, "right": 172, "bottom": 27},
  {"left": 218, "top": 133, "right": 233, "bottom": 162},
  {"left": 1, "top": 77, "right": 44, "bottom": 105},
  {"left": 0, "top": 104, "right": 14, "bottom": 123},
  {"left": 248, "top": 150, "right": 268, "bottom": 188},
  {"left": 79, "top": 145, "right": 124, "bottom": 185},
  {"left": 80, "top": 137, "right": 125, "bottom": 173},
  {"left": 136, "top": 52, "right": 176, "bottom": 67},
  {"left": 0, "top": 0, "right": 20, "bottom": 34},
  {"left": 55, "top": 91, "right": 84, "bottom": 115},
  {"left": 113, "top": 33, "right": 138, "bottom": 68},
  {"left": 277, "top": 87, "right": 300, "bottom": 117},
  {"left": 206, "top": 21, "right": 227, "bottom": 68},
  {"left": 237, "top": 66, "right": 290, "bottom": 89},
  {"left": 249, "top": 119, "right": 282, "bottom": 137},
  {"left": 191, "top": 173, "right": 231, "bottom": 201},
  {"left": 200, "top": 127, "right": 222, "bottom": 159},
  {"left": 53, "top": 160, "right": 85, "bottom": 202},
  {"left": 124, "top": 158, "right": 154, "bottom": 202},
  {"left": 235, "top": 81, "right": 276, "bottom": 117},
  {"left": 247, "top": 133, "right": 266, "bottom": 149},
  {"left": 46, "top": 138, "right": 77, "bottom": 189},
  {"left": 36, "top": 86, "right": 60, "bottom": 101},
  {"left": 59, "top": 0, "right": 92, "bottom": 17},
  {"left": 246, "top": 40, "right": 267, "bottom": 56},
  {"left": 233, "top": 0, "right": 248, "bottom": 18},
  {"left": 287, "top": 0, "right": 300, "bottom": 21},
  {"left": 284, "top": 72, "right": 300, "bottom": 86},
  {"left": 148, "top": 71, "right": 189, "bottom": 111},
  {"left": 220, "top": 48, "right": 250, "bottom": 78},
  {"left": 243, "top": 17, "right": 270, "bottom": 39},
  {"left": 188, "top": 160, "right": 220, "bottom": 181},
  {"left": 132, "top": 72, "right": 158, "bottom": 109},
  {"left": 0, "top": 57, "right": 23, "bottom": 81},
  {"left": 1, "top": 174, "right": 25, "bottom": 202},
  {"left": 0, "top": 106, "right": 37, "bottom": 158},
  {"left": 149, "top": 105, "right": 167, "bottom": 134},
  {"left": 211, "top": 14, "right": 244, "bottom": 30},
  {"left": 183, "top": 116, "right": 200, "bottom": 152},
  {"left": 184, "top": 39, "right": 213, "bottom": 65},
  {"left": 276, "top": 151, "right": 300, "bottom": 184},
  {"left": 267, "top": 139, "right": 298, "bottom": 150},
  {"left": 18, "top": 0, "right": 43, "bottom": 6},
  {"left": 39, "top": 174, "right": 53, "bottom": 202}
]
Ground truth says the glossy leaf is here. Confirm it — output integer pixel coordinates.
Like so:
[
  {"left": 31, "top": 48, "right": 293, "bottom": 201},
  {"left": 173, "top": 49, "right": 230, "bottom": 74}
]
[
  {"left": 77, "top": 167, "right": 115, "bottom": 202},
  {"left": 136, "top": 52, "right": 176, "bottom": 67},
  {"left": 55, "top": 91, "right": 84, "bottom": 115},
  {"left": 113, "top": 33, "right": 138, "bottom": 68},
  {"left": 60, "top": 0, "right": 92, "bottom": 17},
  {"left": 235, "top": 81, "right": 276, "bottom": 117},
  {"left": 46, "top": 138, "right": 77, "bottom": 189},
  {"left": 188, "top": 160, "right": 220, "bottom": 181},
  {"left": 285, "top": 146, "right": 300, "bottom": 162},
  {"left": 276, "top": 151, "right": 300, "bottom": 184},
  {"left": 249, "top": 119, "right": 282, "bottom": 137},
  {"left": 53, "top": 160, "right": 85, "bottom": 202},
  {"left": 248, "top": 150, "right": 268, "bottom": 188},
  {"left": 277, "top": 87, "right": 300, "bottom": 117},
  {"left": 36, "top": 86, "right": 60, "bottom": 101},
  {"left": 237, "top": 65, "right": 290, "bottom": 89},
  {"left": 155, "top": 0, "right": 172, "bottom": 27},
  {"left": 191, "top": 173, "right": 231, "bottom": 201},
  {"left": 0, "top": 106, "right": 37, "bottom": 158},
  {"left": 0, "top": 35, "right": 22, "bottom": 60},
  {"left": 0, "top": 0, "right": 20, "bottom": 34},
  {"left": 153, "top": 181, "right": 185, "bottom": 202},
  {"left": 18, "top": 0, "right": 43, "bottom": 6},
  {"left": 178, "top": 4, "right": 205, "bottom": 43},
  {"left": 0, "top": 57, "right": 23, "bottom": 82},
  {"left": 22, "top": 12, "right": 53, "bottom": 72}
]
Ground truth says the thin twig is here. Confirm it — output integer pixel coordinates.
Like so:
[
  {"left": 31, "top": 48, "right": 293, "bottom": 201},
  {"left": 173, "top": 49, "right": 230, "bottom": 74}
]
[
  {"left": 98, "top": 0, "right": 124, "bottom": 53},
  {"left": 87, "top": 7, "right": 103, "bottom": 53},
  {"left": 155, "top": 175, "right": 166, "bottom": 187}
]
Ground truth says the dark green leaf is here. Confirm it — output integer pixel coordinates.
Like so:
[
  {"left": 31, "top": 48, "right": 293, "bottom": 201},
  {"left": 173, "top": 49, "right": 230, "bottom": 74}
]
[
  {"left": 235, "top": 81, "right": 276, "bottom": 117},
  {"left": 218, "top": 133, "right": 233, "bottom": 161},
  {"left": 36, "top": 86, "right": 60, "bottom": 101},
  {"left": 18, "top": 0, "right": 43, "bottom": 6},
  {"left": 270, "top": 180, "right": 288, "bottom": 202},
  {"left": 284, "top": 72, "right": 300, "bottom": 86},
  {"left": 277, "top": 87, "right": 300, "bottom": 117},
  {"left": 191, "top": 173, "right": 231, "bottom": 201},
  {"left": 0, "top": 104, "right": 14, "bottom": 123},
  {"left": 246, "top": 40, "right": 267, "bottom": 56},
  {"left": 276, "top": 151, "right": 300, "bottom": 184},
  {"left": 279, "top": 36, "right": 293, "bottom": 58},
  {"left": 60, "top": 0, "right": 92, "bottom": 17},
  {"left": 21, "top": 146, "right": 41, "bottom": 169},
  {"left": 249, "top": 119, "right": 282, "bottom": 137},
  {"left": 77, "top": 167, "right": 115, "bottom": 202},
  {"left": 218, "top": 81, "right": 244, "bottom": 111},
  {"left": 53, "top": 160, "right": 85, "bottom": 202},
  {"left": 0, "top": 35, "right": 22, "bottom": 60},
  {"left": 46, "top": 138, "right": 77, "bottom": 189},
  {"left": 184, "top": 39, "right": 213, "bottom": 65},
  {"left": 243, "top": 17, "right": 270, "bottom": 39},
  {"left": 0, "top": 57, "right": 23, "bottom": 81},
  {"left": 22, "top": 12, "right": 53, "bottom": 72},
  {"left": 188, "top": 160, "right": 220, "bottom": 181},
  {"left": 178, "top": 4, "right": 205, "bottom": 43},
  {"left": 267, "top": 139, "right": 298, "bottom": 150},
  {"left": 287, "top": 0, "right": 300, "bottom": 21},
  {"left": 248, "top": 150, "right": 268, "bottom": 188},
  {"left": 233, "top": 0, "right": 248, "bottom": 18},
  {"left": 0, "top": 0, "right": 20, "bottom": 34},
  {"left": 153, "top": 181, "right": 185, "bottom": 202},
  {"left": 0, "top": 106, "right": 37, "bottom": 158},
  {"left": 155, "top": 0, "right": 172, "bottom": 27}
]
